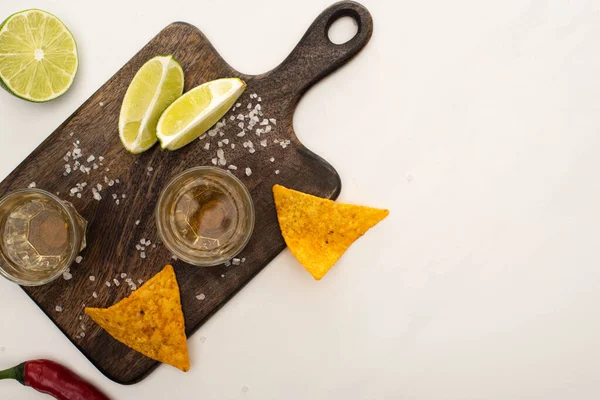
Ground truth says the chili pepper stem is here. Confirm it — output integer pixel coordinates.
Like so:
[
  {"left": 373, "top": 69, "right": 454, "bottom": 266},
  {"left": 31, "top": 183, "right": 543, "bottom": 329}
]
[{"left": 0, "top": 362, "right": 26, "bottom": 385}]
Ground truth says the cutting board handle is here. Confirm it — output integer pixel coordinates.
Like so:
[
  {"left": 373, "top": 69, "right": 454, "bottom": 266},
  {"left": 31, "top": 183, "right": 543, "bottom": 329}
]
[{"left": 270, "top": 1, "right": 373, "bottom": 101}]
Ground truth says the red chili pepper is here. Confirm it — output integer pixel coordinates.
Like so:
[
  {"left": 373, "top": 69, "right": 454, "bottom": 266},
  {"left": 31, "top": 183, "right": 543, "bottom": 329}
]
[{"left": 0, "top": 359, "right": 110, "bottom": 400}]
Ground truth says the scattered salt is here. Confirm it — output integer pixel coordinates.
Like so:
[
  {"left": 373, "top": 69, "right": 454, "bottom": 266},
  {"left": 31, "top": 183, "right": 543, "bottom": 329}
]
[{"left": 63, "top": 269, "right": 72, "bottom": 280}]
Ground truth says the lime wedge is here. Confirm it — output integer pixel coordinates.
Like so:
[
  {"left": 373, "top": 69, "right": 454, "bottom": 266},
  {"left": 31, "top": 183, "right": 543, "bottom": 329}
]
[
  {"left": 157, "top": 78, "right": 246, "bottom": 151},
  {"left": 0, "top": 9, "right": 78, "bottom": 102},
  {"left": 119, "top": 55, "right": 184, "bottom": 154}
]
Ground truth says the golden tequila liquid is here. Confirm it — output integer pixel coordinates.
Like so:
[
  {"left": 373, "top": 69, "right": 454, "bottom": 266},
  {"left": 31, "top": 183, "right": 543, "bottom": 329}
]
[
  {"left": 0, "top": 189, "right": 87, "bottom": 285},
  {"left": 173, "top": 182, "right": 238, "bottom": 251}
]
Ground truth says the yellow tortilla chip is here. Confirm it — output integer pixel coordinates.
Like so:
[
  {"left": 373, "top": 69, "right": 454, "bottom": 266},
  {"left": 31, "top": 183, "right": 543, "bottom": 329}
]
[
  {"left": 85, "top": 265, "right": 190, "bottom": 372},
  {"left": 273, "top": 185, "right": 389, "bottom": 280}
]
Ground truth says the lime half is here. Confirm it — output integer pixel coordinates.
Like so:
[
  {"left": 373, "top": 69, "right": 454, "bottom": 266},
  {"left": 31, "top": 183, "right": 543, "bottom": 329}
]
[
  {"left": 157, "top": 78, "right": 246, "bottom": 151},
  {"left": 119, "top": 55, "right": 184, "bottom": 154},
  {"left": 0, "top": 9, "right": 78, "bottom": 102}
]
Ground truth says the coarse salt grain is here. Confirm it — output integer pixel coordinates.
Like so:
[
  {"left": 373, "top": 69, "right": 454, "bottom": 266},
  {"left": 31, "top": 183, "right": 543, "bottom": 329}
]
[
  {"left": 75, "top": 256, "right": 83, "bottom": 263},
  {"left": 92, "top": 292, "right": 98, "bottom": 298},
  {"left": 140, "top": 252, "right": 146, "bottom": 259},
  {"left": 92, "top": 189, "right": 102, "bottom": 201},
  {"left": 135, "top": 220, "right": 140, "bottom": 225},
  {"left": 28, "top": 182, "right": 36, "bottom": 188},
  {"left": 105, "top": 281, "right": 111, "bottom": 287},
  {"left": 270, "top": 157, "right": 275, "bottom": 162},
  {"left": 196, "top": 293, "right": 206, "bottom": 301},
  {"left": 63, "top": 269, "right": 72, "bottom": 280},
  {"left": 275, "top": 170, "right": 280, "bottom": 175},
  {"left": 121, "top": 273, "right": 127, "bottom": 279},
  {"left": 87, "top": 155, "right": 95, "bottom": 162},
  {"left": 245, "top": 168, "right": 252, "bottom": 176},
  {"left": 89, "top": 276, "right": 95, "bottom": 281},
  {"left": 55, "top": 306, "right": 63, "bottom": 312},
  {"left": 232, "top": 258, "right": 241, "bottom": 265},
  {"left": 113, "top": 278, "right": 120, "bottom": 286},
  {"left": 260, "top": 139, "right": 267, "bottom": 147}
]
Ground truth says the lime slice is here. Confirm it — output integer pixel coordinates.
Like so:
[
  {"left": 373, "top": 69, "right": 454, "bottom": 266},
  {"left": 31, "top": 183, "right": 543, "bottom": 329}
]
[
  {"left": 119, "top": 55, "right": 184, "bottom": 154},
  {"left": 157, "top": 78, "right": 246, "bottom": 151},
  {"left": 0, "top": 9, "right": 78, "bottom": 102}
]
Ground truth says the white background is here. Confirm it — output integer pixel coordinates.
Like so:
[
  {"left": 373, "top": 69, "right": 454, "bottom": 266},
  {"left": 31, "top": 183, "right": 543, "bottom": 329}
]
[{"left": 1, "top": 0, "right": 600, "bottom": 399}]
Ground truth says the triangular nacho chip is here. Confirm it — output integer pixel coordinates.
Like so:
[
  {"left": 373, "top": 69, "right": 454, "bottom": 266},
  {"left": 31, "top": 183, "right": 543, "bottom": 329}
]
[
  {"left": 273, "top": 185, "right": 389, "bottom": 280},
  {"left": 85, "top": 265, "right": 190, "bottom": 372}
]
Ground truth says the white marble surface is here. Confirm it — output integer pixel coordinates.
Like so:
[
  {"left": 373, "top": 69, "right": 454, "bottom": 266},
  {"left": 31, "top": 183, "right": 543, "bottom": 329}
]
[{"left": 2, "top": 0, "right": 600, "bottom": 399}]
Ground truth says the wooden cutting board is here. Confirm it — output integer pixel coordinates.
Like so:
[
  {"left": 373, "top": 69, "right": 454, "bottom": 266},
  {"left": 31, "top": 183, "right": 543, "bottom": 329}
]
[{"left": 0, "top": 1, "right": 373, "bottom": 384}]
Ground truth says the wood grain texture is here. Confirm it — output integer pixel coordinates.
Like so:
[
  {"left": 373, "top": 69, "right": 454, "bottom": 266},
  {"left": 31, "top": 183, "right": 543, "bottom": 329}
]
[{"left": 0, "top": 1, "right": 373, "bottom": 384}]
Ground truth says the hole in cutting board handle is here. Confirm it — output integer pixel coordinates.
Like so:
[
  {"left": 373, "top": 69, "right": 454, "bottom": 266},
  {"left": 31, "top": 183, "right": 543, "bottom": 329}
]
[
  {"left": 326, "top": 9, "right": 361, "bottom": 45},
  {"left": 328, "top": 16, "right": 359, "bottom": 45}
]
